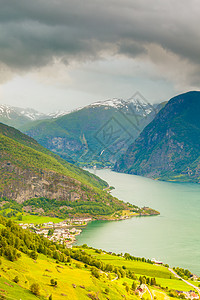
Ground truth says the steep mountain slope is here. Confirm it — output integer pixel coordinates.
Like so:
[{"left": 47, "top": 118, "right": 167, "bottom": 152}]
[
  {"left": 0, "top": 123, "right": 136, "bottom": 216},
  {"left": 114, "top": 91, "right": 200, "bottom": 182},
  {"left": 0, "top": 122, "right": 107, "bottom": 190},
  {"left": 22, "top": 97, "right": 162, "bottom": 167}
]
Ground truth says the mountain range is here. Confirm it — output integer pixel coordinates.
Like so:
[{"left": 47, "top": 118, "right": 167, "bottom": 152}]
[
  {"left": 2, "top": 91, "right": 200, "bottom": 183},
  {"left": 114, "top": 91, "right": 200, "bottom": 183},
  {"left": 19, "top": 95, "right": 164, "bottom": 167}
]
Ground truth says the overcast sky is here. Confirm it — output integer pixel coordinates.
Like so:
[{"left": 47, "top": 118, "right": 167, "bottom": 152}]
[{"left": 0, "top": 0, "right": 199, "bottom": 113}]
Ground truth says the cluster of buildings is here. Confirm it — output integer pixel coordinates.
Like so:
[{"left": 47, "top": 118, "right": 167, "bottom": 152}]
[
  {"left": 176, "top": 290, "right": 199, "bottom": 299},
  {"left": 18, "top": 217, "right": 92, "bottom": 246},
  {"left": 37, "top": 227, "right": 82, "bottom": 245}
]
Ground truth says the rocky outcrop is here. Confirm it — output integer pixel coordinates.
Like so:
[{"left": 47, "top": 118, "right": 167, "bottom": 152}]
[{"left": 0, "top": 162, "right": 87, "bottom": 203}]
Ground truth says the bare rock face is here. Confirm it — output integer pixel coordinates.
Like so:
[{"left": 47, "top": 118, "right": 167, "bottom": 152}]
[{"left": 0, "top": 162, "right": 87, "bottom": 203}]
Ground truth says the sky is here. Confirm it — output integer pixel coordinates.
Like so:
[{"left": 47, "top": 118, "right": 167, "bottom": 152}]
[{"left": 0, "top": 0, "right": 200, "bottom": 113}]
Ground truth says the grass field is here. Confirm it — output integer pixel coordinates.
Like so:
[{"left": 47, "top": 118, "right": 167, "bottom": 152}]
[
  {"left": 156, "top": 277, "right": 194, "bottom": 291},
  {"left": 0, "top": 244, "right": 197, "bottom": 299},
  {"left": 84, "top": 249, "right": 173, "bottom": 279},
  {"left": 14, "top": 214, "right": 64, "bottom": 224},
  {"left": 0, "top": 276, "right": 39, "bottom": 300},
  {"left": 82, "top": 248, "right": 198, "bottom": 296},
  {"left": 0, "top": 253, "right": 140, "bottom": 300}
]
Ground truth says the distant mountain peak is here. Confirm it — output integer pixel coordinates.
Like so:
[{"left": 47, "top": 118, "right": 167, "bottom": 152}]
[
  {"left": 88, "top": 98, "right": 126, "bottom": 109},
  {"left": 0, "top": 104, "right": 47, "bottom": 121},
  {"left": 85, "top": 95, "right": 156, "bottom": 117},
  {"left": 48, "top": 110, "right": 70, "bottom": 119},
  {"left": 126, "top": 92, "right": 156, "bottom": 116}
]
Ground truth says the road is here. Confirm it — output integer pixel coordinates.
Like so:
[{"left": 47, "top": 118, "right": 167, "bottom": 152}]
[
  {"left": 168, "top": 268, "right": 200, "bottom": 296},
  {"left": 111, "top": 274, "right": 118, "bottom": 281},
  {"left": 102, "top": 270, "right": 118, "bottom": 281},
  {"left": 145, "top": 284, "right": 153, "bottom": 300}
]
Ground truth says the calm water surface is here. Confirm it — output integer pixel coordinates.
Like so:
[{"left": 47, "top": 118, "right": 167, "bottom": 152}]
[{"left": 76, "top": 169, "right": 200, "bottom": 274}]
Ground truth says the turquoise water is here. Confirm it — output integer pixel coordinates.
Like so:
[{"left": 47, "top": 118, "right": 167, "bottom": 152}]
[{"left": 76, "top": 169, "right": 200, "bottom": 275}]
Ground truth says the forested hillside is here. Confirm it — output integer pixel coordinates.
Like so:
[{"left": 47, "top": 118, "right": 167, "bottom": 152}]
[{"left": 0, "top": 123, "right": 134, "bottom": 217}]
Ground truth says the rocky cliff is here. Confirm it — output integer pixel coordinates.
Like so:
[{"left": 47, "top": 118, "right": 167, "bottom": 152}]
[{"left": 114, "top": 91, "right": 200, "bottom": 183}]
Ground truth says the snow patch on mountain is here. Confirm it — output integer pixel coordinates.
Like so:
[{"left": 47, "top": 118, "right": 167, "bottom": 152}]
[
  {"left": 0, "top": 104, "right": 48, "bottom": 121},
  {"left": 48, "top": 110, "right": 70, "bottom": 119},
  {"left": 87, "top": 95, "right": 156, "bottom": 117}
]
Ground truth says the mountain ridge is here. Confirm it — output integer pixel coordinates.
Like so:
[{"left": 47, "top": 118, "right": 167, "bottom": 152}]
[
  {"left": 114, "top": 91, "right": 200, "bottom": 183},
  {"left": 21, "top": 97, "right": 164, "bottom": 167}
]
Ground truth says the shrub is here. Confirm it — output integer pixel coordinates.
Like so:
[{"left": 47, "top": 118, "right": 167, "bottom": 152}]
[
  {"left": 29, "top": 251, "right": 38, "bottom": 260},
  {"left": 50, "top": 279, "right": 57, "bottom": 286},
  {"left": 105, "top": 288, "right": 109, "bottom": 294},
  {"left": 30, "top": 283, "right": 40, "bottom": 295},
  {"left": 91, "top": 267, "right": 100, "bottom": 279},
  {"left": 13, "top": 276, "right": 19, "bottom": 283}
]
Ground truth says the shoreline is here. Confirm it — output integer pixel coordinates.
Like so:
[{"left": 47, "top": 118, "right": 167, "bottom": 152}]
[{"left": 17, "top": 207, "right": 160, "bottom": 247}]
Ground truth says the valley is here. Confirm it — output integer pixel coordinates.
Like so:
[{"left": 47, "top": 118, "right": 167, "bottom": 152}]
[
  {"left": 1, "top": 2, "right": 199, "bottom": 299},
  {"left": 0, "top": 91, "right": 200, "bottom": 299}
]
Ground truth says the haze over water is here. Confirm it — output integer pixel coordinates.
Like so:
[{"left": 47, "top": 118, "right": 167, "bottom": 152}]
[{"left": 76, "top": 169, "right": 200, "bottom": 275}]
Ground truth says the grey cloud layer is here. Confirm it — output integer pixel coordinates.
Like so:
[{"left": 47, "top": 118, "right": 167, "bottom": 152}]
[{"left": 0, "top": 0, "right": 200, "bottom": 70}]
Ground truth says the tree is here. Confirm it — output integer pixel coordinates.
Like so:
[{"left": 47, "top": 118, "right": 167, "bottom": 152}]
[
  {"left": 13, "top": 276, "right": 19, "bottom": 283},
  {"left": 17, "top": 214, "right": 22, "bottom": 221},
  {"left": 150, "top": 278, "right": 156, "bottom": 286},
  {"left": 50, "top": 279, "right": 57, "bottom": 286},
  {"left": 116, "top": 271, "right": 121, "bottom": 279},
  {"left": 105, "top": 288, "right": 109, "bottom": 294},
  {"left": 48, "top": 229, "right": 54, "bottom": 236},
  {"left": 50, "top": 279, "right": 55, "bottom": 286},
  {"left": 142, "top": 276, "right": 146, "bottom": 284},
  {"left": 30, "top": 283, "right": 40, "bottom": 296},
  {"left": 30, "top": 251, "right": 38, "bottom": 260},
  {"left": 132, "top": 280, "right": 137, "bottom": 291},
  {"left": 67, "top": 256, "right": 71, "bottom": 263},
  {"left": 125, "top": 285, "right": 130, "bottom": 293},
  {"left": 91, "top": 267, "right": 100, "bottom": 279}
]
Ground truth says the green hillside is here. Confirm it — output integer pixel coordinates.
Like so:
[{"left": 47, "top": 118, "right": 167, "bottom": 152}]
[
  {"left": 21, "top": 104, "right": 157, "bottom": 168},
  {"left": 115, "top": 91, "right": 200, "bottom": 183},
  {"left": 0, "top": 216, "right": 197, "bottom": 300},
  {"left": 0, "top": 122, "right": 107, "bottom": 190},
  {"left": 0, "top": 122, "right": 145, "bottom": 219}
]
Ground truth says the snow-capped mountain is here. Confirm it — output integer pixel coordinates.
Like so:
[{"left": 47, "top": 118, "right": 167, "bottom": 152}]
[
  {"left": 48, "top": 110, "right": 70, "bottom": 119},
  {"left": 0, "top": 93, "right": 162, "bottom": 132},
  {"left": 0, "top": 104, "right": 47, "bottom": 120},
  {"left": 23, "top": 95, "right": 164, "bottom": 168},
  {"left": 15, "top": 107, "right": 48, "bottom": 121},
  {"left": 77, "top": 94, "right": 157, "bottom": 117},
  {"left": 88, "top": 98, "right": 126, "bottom": 109},
  {"left": 0, "top": 104, "right": 49, "bottom": 128}
]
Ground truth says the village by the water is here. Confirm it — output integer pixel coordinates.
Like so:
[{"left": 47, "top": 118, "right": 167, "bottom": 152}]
[{"left": 18, "top": 217, "right": 92, "bottom": 247}]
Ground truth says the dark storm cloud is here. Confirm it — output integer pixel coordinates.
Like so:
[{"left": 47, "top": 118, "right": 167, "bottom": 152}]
[{"left": 0, "top": 0, "right": 200, "bottom": 70}]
